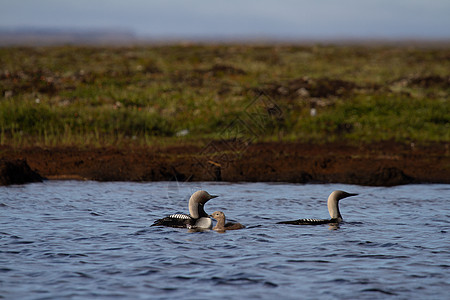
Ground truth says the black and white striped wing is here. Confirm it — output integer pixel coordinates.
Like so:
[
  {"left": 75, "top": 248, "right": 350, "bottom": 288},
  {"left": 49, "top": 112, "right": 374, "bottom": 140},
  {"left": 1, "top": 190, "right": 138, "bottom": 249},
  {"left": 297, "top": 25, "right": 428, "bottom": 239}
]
[
  {"left": 151, "top": 213, "right": 195, "bottom": 228},
  {"left": 277, "top": 218, "right": 335, "bottom": 225}
]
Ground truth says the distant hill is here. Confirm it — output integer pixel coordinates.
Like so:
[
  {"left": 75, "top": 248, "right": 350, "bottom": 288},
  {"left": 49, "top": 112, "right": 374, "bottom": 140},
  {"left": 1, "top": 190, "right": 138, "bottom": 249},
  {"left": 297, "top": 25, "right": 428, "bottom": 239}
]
[
  {"left": 0, "top": 28, "right": 138, "bottom": 46},
  {"left": 1, "top": 27, "right": 449, "bottom": 47}
]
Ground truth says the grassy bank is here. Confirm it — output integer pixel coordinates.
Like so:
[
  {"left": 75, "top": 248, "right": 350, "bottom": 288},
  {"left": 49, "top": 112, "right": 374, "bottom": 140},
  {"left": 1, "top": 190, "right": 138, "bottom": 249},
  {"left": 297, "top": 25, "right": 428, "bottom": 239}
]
[{"left": 0, "top": 44, "right": 449, "bottom": 147}]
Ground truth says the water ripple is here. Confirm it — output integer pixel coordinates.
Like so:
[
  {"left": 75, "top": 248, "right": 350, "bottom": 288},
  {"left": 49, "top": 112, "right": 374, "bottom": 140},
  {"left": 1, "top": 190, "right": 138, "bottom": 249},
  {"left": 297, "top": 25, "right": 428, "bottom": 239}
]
[{"left": 0, "top": 181, "right": 449, "bottom": 299}]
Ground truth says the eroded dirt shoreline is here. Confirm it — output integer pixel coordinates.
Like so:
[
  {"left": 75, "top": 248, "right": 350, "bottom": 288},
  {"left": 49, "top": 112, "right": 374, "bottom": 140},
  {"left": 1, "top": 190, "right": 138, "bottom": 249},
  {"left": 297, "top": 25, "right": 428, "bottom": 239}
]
[{"left": 1, "top": 141, "right": 449, "bottom": 186}]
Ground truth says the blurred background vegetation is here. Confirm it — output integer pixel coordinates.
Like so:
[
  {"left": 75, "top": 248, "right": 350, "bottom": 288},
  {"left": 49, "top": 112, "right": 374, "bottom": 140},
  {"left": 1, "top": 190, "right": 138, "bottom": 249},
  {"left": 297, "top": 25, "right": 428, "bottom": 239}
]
[{"left": 0, "top": 44, "right": 449, "bottom": 147}]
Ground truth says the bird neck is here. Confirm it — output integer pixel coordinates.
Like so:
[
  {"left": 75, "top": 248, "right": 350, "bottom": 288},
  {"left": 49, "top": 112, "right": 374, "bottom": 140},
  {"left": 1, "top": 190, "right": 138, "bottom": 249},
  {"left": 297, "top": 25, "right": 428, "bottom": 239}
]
[
  {"left": 189, "top": 202, "right": 207, "bottom": 219},
  {"left": 327, "top": 196, "right": 342, "bottom": 221},
  {"left": 213, "top": 216, "right": 226, "bottom": 230}
]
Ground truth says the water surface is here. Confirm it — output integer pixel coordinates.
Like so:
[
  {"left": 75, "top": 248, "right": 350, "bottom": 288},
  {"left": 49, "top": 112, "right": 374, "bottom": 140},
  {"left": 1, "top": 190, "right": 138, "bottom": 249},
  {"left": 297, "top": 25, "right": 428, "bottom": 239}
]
[{"left": 1, "top": 181, "right": 449, "bottom": 299}]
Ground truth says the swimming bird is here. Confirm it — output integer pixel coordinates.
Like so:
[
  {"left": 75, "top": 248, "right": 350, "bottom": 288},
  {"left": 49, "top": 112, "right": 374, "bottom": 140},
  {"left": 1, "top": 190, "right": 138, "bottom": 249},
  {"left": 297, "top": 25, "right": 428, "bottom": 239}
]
[
  {"left": 151, "top": 190, "right": 218, "bottom": 229},
  {"left": 210, "top": 211, "right": 245, "bottom": 232},
  {"left": 277, "top": 190, "right": 358, "bottom": 225}
]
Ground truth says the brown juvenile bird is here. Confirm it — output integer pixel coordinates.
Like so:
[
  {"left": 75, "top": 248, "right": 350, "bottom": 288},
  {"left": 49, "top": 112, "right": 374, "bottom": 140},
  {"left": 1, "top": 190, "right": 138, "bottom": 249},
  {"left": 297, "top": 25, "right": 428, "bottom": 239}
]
[{"left": 210, "top": 211, "right": 245, "bottom": 232}]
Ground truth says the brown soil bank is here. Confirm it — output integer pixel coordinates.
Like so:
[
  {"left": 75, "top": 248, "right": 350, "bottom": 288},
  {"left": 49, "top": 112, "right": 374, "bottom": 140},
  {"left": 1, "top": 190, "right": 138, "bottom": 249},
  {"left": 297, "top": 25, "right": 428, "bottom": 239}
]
[{"left": 1, "top": 141, "right": 449, "bottom": 186}]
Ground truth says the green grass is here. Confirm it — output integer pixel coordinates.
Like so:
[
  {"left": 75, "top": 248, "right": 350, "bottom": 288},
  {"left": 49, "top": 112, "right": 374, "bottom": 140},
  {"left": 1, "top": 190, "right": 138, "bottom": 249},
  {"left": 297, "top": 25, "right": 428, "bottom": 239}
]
[
  {"left": 291, "top": 95, "right": 449, "bottom": 143},
  {"left": 0, "top": 44, "right": 449, "bottom": 147}
]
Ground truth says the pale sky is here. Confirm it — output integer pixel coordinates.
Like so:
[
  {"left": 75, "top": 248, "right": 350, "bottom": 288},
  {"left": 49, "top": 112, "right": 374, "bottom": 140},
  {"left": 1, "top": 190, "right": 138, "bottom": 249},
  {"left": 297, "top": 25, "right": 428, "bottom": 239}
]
[{"left": 1, "top": 0, "right": 449, "bottom": 40}]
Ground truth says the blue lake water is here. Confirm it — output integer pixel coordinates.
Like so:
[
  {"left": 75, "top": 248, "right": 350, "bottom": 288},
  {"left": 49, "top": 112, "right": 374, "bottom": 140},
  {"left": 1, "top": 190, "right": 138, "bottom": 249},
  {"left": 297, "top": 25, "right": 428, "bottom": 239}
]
[{"left": 1, "top": 181, "right": 449, "bottom": 299}]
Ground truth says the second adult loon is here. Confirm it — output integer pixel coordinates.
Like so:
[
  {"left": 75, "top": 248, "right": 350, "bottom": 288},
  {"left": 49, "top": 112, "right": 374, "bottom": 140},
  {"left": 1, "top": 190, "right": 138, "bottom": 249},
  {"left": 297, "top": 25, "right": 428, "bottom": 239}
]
[
  {"left": 277, "top": 190, "right": 358, "bottom": 225},
  {"left": 151, "top": 190, "right": 218, "bottom": 229}
]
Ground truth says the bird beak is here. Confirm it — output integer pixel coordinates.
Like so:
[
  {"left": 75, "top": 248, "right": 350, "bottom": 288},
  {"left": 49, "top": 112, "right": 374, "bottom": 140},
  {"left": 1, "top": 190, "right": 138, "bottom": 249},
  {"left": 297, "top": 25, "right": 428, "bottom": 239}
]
[
  {"left": 210, "top": 195, "right": 218, "bottom": 199},
  {"left": 348, "top": 193, "right": 358, "bottom": 197}
]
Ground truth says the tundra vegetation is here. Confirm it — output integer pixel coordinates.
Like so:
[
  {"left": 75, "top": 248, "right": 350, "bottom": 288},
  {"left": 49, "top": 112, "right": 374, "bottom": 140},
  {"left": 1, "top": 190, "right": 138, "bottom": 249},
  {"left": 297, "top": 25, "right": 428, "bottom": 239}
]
[{"left": 0, "top": 44, "right": 449, "bottom": 147}]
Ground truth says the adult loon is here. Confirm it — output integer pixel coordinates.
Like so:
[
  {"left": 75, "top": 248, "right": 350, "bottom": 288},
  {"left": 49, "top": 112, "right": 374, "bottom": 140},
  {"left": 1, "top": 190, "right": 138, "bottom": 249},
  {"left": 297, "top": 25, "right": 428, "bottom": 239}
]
[
  {"left": 151, "top": 190, "right": 218, "bottom": 229},
  {"left": 210, "top": 211, "right": 245, "bottom": 232},
  {"left": 277, "top": 190, "right": 358, "bottom": 225}
]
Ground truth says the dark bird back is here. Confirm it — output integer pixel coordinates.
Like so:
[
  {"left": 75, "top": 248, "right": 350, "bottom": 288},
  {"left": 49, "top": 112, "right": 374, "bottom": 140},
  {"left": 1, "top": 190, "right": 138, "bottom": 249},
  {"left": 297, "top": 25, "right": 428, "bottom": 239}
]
[{"left": 151, "top": 214, "right": 196, "bottom": 228}]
